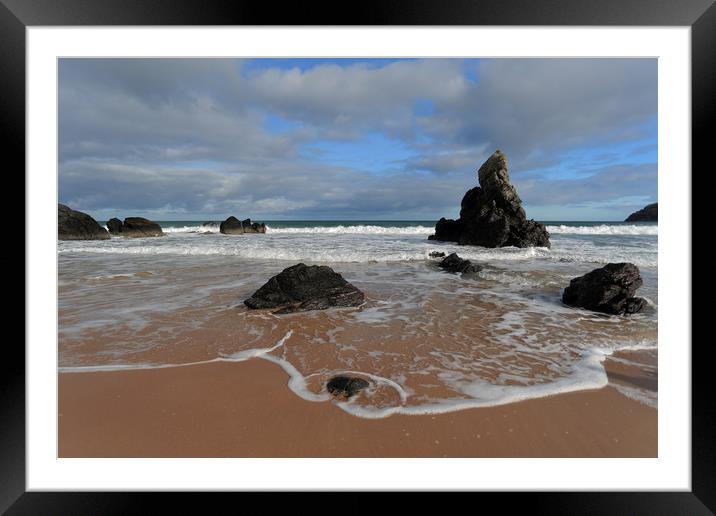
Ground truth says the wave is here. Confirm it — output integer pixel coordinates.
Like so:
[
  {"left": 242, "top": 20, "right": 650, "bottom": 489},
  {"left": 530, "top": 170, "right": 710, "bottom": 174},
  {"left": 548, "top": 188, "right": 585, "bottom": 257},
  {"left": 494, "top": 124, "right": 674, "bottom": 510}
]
[
  {"left": 547, "top": 224, "right": 657, "bottom": 235},
  {"left": 154, "top": 224, "right": 435, "bottom": 235},
  {"left": 161, "top": 224, "right": 219, "bottom": 233},
  {"left": 57, "top": 242, "right": 656, "bottom": 267},
  {"left": 130, "top": 223, "right": 657, "bottom": 238},
  {"left": 58, "top": 245, "right": 443, "bottom": 262},
  {"left": 266, "top": 224, "right": 434, "bottom": 235},
  {"left": 56, "top": 243, "right": 550, "bottom": 263},
  {"left": 140, "top": 223, "right": 658, "bottom": 237}
]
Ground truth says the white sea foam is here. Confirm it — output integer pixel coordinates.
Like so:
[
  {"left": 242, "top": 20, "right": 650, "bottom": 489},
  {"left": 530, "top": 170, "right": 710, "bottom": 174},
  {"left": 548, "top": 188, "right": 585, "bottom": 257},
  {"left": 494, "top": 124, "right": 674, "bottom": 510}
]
[
  {"left": 592, "top": 340, "right": 658, "bottom": 356},
  {"left": 220, "top": 330, "right": 293, "bottom": 360},
  {"left": 260, "top": 354, "right": 332, "bottom": 403},
  {"left": 59, "top": 220, "right": 658, "bottom": 268},
  {"left": 611, "top": 383, "right": 658, "bottom": 408},
  {"left": 147, "top": 223, "right": 434, "bottom": 235},
  {"left": 55, "top": 242, "right": 548, "bottom": 265},
  {"left": 333, "top": 369, "right": 410, "bottom": 404},
  {"left": 60, "top": 339, "right": 654, "bottom": 419},
  {"left": 266, "top": 224, "right": 434, "bottom": 235},
  {"left": 161, "top": 224, "right": 219, "bottom": 233},
  {"left": 330, "top": 351, "right": 611, "bottom": 419},
  {"left": 59, "top": 330, "right": 295, "bottom": 374},
  {"left": 121, "top": 222, "right": 657, "bottom": 237},
  {"left": 546, "top": 224, "right": 657, "bottom": 235},
  {"left": 58, "top": 241, "right": 655, "bottom": 267}
]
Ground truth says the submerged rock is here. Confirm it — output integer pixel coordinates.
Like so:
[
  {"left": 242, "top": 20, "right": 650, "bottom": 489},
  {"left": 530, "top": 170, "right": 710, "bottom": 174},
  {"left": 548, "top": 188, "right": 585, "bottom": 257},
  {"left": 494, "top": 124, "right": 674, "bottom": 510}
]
[
  {"left": 327, "top": 376, "right": 370, "bottom": 398},
  {"left": 58, "top": 204, "right": 110, "bottom": 241},
  {"left": 562, "top": 263, "right": 647, "bottom": 315},
  {"left": 429, "top": 251, "right": 446, "bottom": 258},
  {"left": 244, "top": 263, "right": 365, "bottom": 314},
  {"left": 625, "top": 203, "right": 658, "bottom": 222},
  {"left": 242, "top": 218, "right": 267, "bottom": 234},
  {"left": 106, "top": 217, "right": 123, "bottom": 235},
  {"left": 429, "top": 150, "right": 550, "bottom": 248},
  {"left": 120, "top": 217, "right": 163, "bottom": 237},
  {"left": 438, "top": 253, "right": 483, "bottom": 274}
]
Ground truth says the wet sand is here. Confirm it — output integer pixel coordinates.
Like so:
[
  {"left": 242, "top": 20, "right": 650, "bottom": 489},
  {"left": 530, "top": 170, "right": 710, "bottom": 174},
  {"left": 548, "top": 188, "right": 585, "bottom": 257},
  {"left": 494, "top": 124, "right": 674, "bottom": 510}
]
[{"left": 58, "top": 358, "right": 657, "bottom": 458}]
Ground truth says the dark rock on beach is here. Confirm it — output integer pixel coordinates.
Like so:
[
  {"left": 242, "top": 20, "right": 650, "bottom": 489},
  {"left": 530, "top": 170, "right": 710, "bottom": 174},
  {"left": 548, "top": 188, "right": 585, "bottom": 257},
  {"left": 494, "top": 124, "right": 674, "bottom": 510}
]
[
  {"left": 429, "top": 150, "right": 550, "bottom": 248},
  {"left": 326, "top": 376, "right": 370, "bottom": 398},
  {"left": 439, "top": 253, "right": 483, "bottom": 274},
  {"left": 120, "top": 217, "right": 164, "bottom": 237},
  {"left": 429, "top": 251, "right": 446, "bottom": 258},
  {"left": 106, "top": 218, "right": 123, "bottom": 234},
  {"left": 625, "top": 203, "right": 658, "bottom": 222},
  {"left": 562, "top": 263, "right": 647, "bottom": 315},
  {"left": 241, "top": 218, "right": 267, "bottom": 234},
  {"left": 244, "top": 263, "right": 365, "bottom": 314},
  {"left": 58, "top": 204, "right": 110, "bottom": 240}
]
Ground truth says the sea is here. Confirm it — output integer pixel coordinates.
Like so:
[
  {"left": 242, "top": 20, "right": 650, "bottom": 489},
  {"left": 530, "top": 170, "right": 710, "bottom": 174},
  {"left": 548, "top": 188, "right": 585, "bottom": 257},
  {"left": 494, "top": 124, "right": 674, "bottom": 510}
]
[{"left": 57, "top": 220, "right": 658, "bottom": 418}]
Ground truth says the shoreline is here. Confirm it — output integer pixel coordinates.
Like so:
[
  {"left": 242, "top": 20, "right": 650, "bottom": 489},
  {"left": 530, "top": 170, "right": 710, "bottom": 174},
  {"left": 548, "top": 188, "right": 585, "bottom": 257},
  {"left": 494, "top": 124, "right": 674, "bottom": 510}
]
[{"left": 59, "top": 357, "right": 657, "bottom": 458}]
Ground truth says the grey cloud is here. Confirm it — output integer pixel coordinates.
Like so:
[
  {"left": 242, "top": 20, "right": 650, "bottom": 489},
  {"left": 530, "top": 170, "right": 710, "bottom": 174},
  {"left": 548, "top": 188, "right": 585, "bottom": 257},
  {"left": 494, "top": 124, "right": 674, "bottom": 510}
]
[
  {"left": 59, "top": 156, "right": 474, "bottom": 220},
  {"left": 58, "top": 58, "right": 657, "bottom": 219},
  {"left": 518, "top": 163, "right": 657, "bottom": 207},
  {"left": 59, "top": 59, "right": 301, "bottom": 164},
  {"left": 243, "top": 60, "right": 468, "bottom": 130},
  {"left": 435, "top": 59, "right": 657, "bottom": 161}
]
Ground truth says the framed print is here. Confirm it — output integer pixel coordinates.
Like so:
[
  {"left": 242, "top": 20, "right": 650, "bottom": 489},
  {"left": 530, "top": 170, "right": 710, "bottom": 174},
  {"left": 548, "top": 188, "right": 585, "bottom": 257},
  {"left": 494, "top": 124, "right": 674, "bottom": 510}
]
[{"left": 5, "top": 0, "right": 713, "bottom": 512}]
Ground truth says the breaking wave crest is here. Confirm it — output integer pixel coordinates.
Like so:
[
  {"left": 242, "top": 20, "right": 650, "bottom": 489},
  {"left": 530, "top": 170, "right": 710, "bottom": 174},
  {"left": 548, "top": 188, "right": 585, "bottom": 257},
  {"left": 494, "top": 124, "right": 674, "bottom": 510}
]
[
  {"left": 266, "top": 225, "right": 434, "bottom": 235},
  {"left": 546, "top": 224, "right": 657, "bottom": 235}
]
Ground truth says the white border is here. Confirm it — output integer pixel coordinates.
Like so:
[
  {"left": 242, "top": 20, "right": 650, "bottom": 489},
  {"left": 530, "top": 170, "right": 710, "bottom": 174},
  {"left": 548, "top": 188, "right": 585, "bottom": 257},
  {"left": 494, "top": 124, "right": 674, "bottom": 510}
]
[{"left": 27, "top": 27, "right": 691, "bottom": 490}]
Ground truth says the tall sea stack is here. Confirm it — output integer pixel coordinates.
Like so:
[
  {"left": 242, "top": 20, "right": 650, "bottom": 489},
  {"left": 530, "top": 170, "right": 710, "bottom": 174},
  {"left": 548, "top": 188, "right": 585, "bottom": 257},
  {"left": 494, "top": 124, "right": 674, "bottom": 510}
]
[{"left": 429, "top": 150, "right": 550, "bottom": 248}]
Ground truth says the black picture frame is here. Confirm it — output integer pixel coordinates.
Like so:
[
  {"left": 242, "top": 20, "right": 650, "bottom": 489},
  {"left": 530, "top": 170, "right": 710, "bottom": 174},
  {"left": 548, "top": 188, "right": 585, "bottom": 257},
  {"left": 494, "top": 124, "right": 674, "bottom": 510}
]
[{"left": 5, "top": 0, "right": 712, "bottom": 512}]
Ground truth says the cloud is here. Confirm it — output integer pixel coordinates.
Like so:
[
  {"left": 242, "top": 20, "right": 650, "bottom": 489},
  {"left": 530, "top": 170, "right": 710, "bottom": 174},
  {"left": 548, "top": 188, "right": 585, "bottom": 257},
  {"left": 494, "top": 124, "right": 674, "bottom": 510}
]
[
  {"left": 58, "top": 58, "right": 657, "bottom": 220},
  {"left": 518, "top": 163, "right": 657, "bottom": 207},
  {"left": 60, "top": 157, "right": 473, "bottom": 220}
]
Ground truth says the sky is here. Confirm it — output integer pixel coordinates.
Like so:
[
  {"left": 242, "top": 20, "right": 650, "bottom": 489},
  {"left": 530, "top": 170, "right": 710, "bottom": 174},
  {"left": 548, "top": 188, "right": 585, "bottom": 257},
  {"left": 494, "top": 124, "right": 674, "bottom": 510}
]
[{"left": 58, "top": 58, "right": 657, "bottom": 221}]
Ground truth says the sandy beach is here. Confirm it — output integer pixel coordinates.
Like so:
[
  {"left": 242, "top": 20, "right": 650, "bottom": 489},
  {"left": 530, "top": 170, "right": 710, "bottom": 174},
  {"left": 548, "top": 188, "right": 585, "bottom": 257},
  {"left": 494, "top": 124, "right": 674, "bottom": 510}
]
[
  {"left": 59, "top": 356, "right": 656, "bottom": 458},
  {"left": 56, "top": 57, "right": 660, "bottom": 460}
]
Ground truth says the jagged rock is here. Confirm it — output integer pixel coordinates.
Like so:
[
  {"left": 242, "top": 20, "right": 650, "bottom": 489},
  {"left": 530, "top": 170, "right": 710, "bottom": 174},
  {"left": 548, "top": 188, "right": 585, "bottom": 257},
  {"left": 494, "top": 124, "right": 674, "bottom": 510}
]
[
  {"left": 429, "top": 251, "right": 446, "bottom": 258},
  {"left": 241, "top": 218, "right": 267, "bottom": 234},
  {"left": 120, "top": 217, "right": 163, "bottom": 237},
  {"left": 220, "top": 216, "right": 244, "bottom": 235},
  {"left": 429, "top": 150, "right": 550, "bottom": 248},
  {"left": 106, "top": 218, "right": 122, "bottom": 234},
  {"left": 326, "top": 376, "right": 370, "bottom": 398},
  {"left": 428, "top": 218, "right": 463, "bottom": 242},
  {"left": 439, "top": 253, "right": 483, "bottom": 274},
  {"left": 58, "top": 204, "right": 110, "bottom": 240},
  {"left": 219, "top": 216, "right": 267, "bottom": 234},
  {"left": 625, "top": 203, "right": 657, "bottom": 222},
  {"left": 562, "top": 263, "right": 647, "bottom": 315},
  {"left": 244, "top": 263, "right": 364, "bottom": 314}
]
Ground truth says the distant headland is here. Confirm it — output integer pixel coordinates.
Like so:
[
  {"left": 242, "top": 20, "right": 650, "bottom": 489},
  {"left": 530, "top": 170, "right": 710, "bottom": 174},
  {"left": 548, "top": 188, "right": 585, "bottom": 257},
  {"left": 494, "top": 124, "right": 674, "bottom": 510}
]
[{"left": 625, "top": 203, "right": 657, "bottom": 222}]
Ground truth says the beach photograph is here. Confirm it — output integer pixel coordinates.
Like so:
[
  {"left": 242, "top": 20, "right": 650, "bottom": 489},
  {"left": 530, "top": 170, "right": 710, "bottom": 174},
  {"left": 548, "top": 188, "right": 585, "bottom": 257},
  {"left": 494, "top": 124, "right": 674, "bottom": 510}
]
[{"left": 57, "top": 57, "right": 658, "bottom": 458}]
